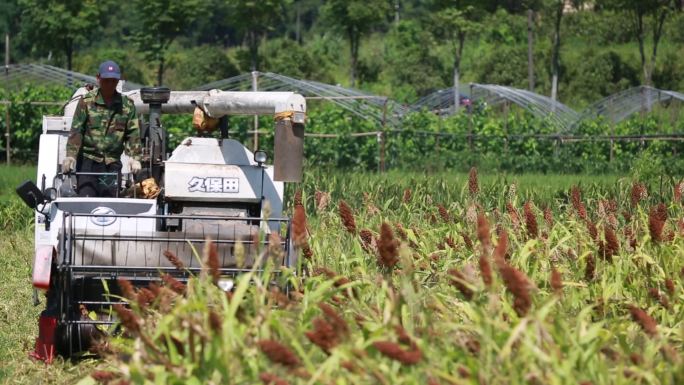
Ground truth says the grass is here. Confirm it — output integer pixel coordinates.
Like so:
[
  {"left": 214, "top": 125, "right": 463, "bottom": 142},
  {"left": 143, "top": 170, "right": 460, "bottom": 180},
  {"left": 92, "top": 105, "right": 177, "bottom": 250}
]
[
  {"left": 1, "top": 165, "right": 681, "bottom": 384},
  {"left": 0, "top": 222, "right": 96, "bottom": 385},
  {"left": 0, "top": 165, "right": 36, "bottom": 202},
  {"left": 91, "top": 168, "right": 682, "bottom": 383},
  {"left": 0, "top": 166, "right": 95, "bottom": 385}
]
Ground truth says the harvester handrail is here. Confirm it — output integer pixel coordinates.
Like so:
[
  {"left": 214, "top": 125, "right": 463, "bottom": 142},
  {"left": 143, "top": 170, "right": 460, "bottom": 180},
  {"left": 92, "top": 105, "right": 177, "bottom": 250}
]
[{"left": 63, "top": 212, "right": 291, "bottom": 221}]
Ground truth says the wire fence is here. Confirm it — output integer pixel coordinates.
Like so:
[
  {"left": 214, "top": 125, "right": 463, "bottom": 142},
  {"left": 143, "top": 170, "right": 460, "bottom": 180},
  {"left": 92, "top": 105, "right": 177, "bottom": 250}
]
[
  {"left": 2, "top": 100, "right": 683, "bottom": 168},
  {"left": 2, "top": 65, "right": 683, "bottom": 169},
  {"left": 5, "top": 65, "right": 682, "bottom": 131},
  {"left": 219, "top": 128, "right": 684, "bottom": 172},
  {"left": 2, "top": 64, "right": 143, "bottom": 92}
]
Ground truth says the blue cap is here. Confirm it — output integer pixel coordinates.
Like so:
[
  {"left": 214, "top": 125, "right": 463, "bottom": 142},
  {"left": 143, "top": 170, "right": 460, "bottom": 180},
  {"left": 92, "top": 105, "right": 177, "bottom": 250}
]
[{"left": 98, "top": 60, "right": 121, "bottom": 79}]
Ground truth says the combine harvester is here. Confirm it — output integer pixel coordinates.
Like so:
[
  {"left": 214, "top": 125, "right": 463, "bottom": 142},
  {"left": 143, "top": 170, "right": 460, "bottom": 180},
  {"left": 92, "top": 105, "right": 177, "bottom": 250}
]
[{"left": 16, "top": 85, "right": 306, "bottom": 362}]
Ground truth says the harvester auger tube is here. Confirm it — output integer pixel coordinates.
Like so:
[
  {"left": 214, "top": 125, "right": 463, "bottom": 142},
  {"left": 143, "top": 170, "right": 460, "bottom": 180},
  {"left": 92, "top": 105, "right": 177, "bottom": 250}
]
[
  {"left": 26, "top": 85, "right": 306, "bottom": 361},
  {"left": 128, "top": 89, "right": 306, "bottom": 182}
]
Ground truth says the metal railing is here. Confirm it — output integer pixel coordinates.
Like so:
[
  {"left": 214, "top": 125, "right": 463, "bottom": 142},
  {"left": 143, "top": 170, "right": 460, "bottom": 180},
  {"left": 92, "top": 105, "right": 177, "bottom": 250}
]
[{"left": 55, "top": 212, "right": 294, "bottom": 356}]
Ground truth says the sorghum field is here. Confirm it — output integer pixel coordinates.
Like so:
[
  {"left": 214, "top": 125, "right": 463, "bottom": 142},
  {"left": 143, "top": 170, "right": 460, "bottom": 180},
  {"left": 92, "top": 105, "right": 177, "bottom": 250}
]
[{"left": 1, "top": 167, "right": 683, "bottom": 384}]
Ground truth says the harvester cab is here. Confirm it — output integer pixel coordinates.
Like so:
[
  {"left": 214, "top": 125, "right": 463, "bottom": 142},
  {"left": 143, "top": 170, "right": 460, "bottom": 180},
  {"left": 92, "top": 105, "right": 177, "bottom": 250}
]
[{"left": 18, "top": 83, "right": 306, "bottom": 362}]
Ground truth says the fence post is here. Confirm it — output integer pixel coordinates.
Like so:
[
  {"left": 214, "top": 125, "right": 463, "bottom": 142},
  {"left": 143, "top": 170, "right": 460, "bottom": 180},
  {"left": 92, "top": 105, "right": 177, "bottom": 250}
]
[
  {"left": 671, "top": 97, "right": 680, "bottom": 158},
  {"left": 503, "top": 101, "right": 509, "bottom": 153},
  {"left": 553, "top": 128, "right": 560, "bottom": 159},
  {"left": 251, "top": 71, "right": 259, "bottom": 151},
  {"left": 4, "top": 33, "right": 9, "bottom": 72},
  {"left": 379, "top": 99, "right": 387, "bottom": 172},
  {"left": 609, "top": 98, "right": 614, "bottom": 163},
  {"left": 436, "top": 111, "right": 441, "bottom": 159},
  {"left": 468, "top": 84, "right": 474, "bottom": 152},
  {"left": 5, "top": 103, "right": 10, "bottom": 166},
  {"left": 4, "top": 35, "right": 8, "bottom": 165}
]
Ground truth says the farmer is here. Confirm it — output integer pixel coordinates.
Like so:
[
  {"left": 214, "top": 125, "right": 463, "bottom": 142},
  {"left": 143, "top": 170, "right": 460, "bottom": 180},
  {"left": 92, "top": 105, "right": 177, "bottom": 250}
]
[{"left": 62, "top": 60, "right": 142, "bottom": 197}]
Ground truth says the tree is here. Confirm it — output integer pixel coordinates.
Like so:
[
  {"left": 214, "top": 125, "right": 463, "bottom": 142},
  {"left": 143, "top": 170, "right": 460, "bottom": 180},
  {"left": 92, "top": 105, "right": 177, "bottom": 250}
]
[
  {"left": 0, "top": 0, "right": 20, "bottom": 38},
  {"left": 0, "top": 0, "right": 20, "bottom": 64},
  {"left": 429, "top": 1, "right": 485, "bottom": 113},
  {"left": 260, "top": 37, "right": 333, "bottom": 81},
  {"left": 547, "top": 0, "right": 564, "bottom": 102},
  {"left": 166, "top": 46, "right": 239, "bottom": 89},
  {"left": 541, "top": 0, "right": 584, "bottom": 102},
  {"left": 286, "top": 0, "right": 319, "bottom": 44},
  {"left": 598, "top": 0, "right": 678, "bottom": 87},
  {"left": 19, "top": 0, "right": 103, "bottom": 70},
  {"left": 384, "top": 20, "right": 444, "bottom": 101},
  {"left": 487, "top": 1, "right": 542, "bottom": 91},
  {"left": 522, "top": 0, "right": 543, "bottom": 91},
  {"left": 227, "top": 0, "right": 290, "bottom": 71},
  {"left": 527, "top": 8, "right": 536, "bottom": 91},
  {"left": 323, "top": 0, "right": 390, "bottom": 87},
  {"left": 130, "top": 0, "right": 202, "bottom": 86}
]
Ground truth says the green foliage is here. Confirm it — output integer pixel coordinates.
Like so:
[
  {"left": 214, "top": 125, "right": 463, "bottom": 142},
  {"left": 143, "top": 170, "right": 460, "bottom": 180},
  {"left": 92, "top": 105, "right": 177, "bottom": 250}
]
[
  {"left": 303, "top": 103, "right": 379, "bottom": 169},
  {"left": 5, "top": 0, "right": 684, "bottom": 108},
  {"left": 653, "top": 47, "right": 684, "bottom": 91},
  {"left": 382, "top": 21, "right": 445, "bottom": 101},
  {"left": 0, "top": 165, "right": 35, "bottom": 234},
  {"left": 563, "top": 9, "right": 634, "bottom": 45},
  {"left": 0, "top": 86, "right": 72, "bottom": 162},
  {"left": 259, "top": 37, "right": 332, "bottom": 81},
  {"left": 0, "top": 190, "right": 96, "bottom": 382},
  {"left": 73, "top": 170, "right": 684, "bottom": 384},
  {"left": 474, "top": 44, "right": 530, "bottom": 88},
  {"left": 0, "top": 0, "right": 20, "bottom": 35},
  {"left": 596, "top": 0, "right": 679, "bottom": 86},
  {"left": 666, "top": 11, "right": 684, "bottom": 42},
  {"left": 18, "top": 0, "right": 104, "bottom": 69},
  {"left": 482, "top": 8, "right": 528, "bottom": 45},
  {"left": 3, "top": 86, "right": 683, "bottom": 176},
  {"left": 165, "top": 45, "right": 240, "bottom": 89},
  {"left": 385, "top": 108, "right": 684, "bottom": 175},
  {"left": 564, "top": 49, "right": 640, "bottom": 106},
  {"left": 226, "top": 0, "right": 291, "bottom": 71},
  {"left": 129, "top": 0, "right": 204, "bottom": 85},
  {"left": 322, "top": 0, "right": 391, "bottom": 85},
  {"left": 73, "top": 47, "right": 148, "bottom": 85},
  {"left": 321, "top": 0, "right": 391, "bottom": 40},
  {"left": 4, "top": 166, "right": 684, "bottom": 383},
  {"left": 429, "top": 1, "right": 487, "bottom": 46}
]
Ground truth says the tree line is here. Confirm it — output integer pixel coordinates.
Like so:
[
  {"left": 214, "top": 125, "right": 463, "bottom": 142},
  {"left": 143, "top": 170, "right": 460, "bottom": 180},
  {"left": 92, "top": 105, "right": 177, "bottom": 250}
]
[{"left": 1, "top": 0, "right": 683, "bottom": 107}]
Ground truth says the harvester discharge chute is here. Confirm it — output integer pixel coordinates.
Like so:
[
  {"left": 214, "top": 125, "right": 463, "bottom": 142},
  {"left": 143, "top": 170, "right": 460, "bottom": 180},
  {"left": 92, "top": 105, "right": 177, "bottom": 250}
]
[{"left": 17, "top": 84, "right": 306, "bottom": 361}]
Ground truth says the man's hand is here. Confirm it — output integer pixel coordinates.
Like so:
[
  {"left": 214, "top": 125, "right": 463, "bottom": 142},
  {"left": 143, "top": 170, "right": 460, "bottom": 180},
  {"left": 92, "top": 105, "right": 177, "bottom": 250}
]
[
  {"left": 129, "top": 159, "right": 142, "bottom": 174},
  {"left": 62, "top": 157, "right": 76, "bottom": 174}
]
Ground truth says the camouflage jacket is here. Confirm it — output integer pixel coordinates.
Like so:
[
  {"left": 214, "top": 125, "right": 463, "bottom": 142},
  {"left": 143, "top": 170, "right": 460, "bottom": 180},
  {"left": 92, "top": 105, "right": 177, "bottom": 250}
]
[{"left": 67, "top": 88, "right": 142, "bottom": 164}]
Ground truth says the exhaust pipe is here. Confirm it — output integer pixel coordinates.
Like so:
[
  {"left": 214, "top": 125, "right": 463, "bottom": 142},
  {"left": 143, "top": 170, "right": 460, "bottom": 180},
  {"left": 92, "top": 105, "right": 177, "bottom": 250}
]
[{"left": 274, "top": 120, "right": 304, "bottom": 182}]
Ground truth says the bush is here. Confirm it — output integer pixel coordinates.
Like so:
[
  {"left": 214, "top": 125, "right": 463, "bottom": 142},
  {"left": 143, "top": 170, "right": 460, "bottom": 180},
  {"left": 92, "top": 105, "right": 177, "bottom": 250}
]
[
  {"left": 260, "top": 37, "right": 335, "bottom": 82},
  {"left": 0, "top": 86, "right": 72, "bottom": 162},
  {"left": 473, "top": 44, "right": 533, "bottom": 90},
  {"left": 165, "top": 46, "right": 240, "bottom": 89},
  {"left": 382, "top": 21, "right": 445, "bottom": 102},
  {"left": 563, "top": 10, "right": 633, "bottom": 45},
  {"left": 73, "top": 48, "right": 148, "bottom": 85},
  {"left": 2, "top": 83, "right": 682, "bottom": 176},
  {"left": 653, "top": 48, "right": 684, "bottom": 92},
  {"left": 565, "top": 49, "right": 640, "bottom": 107}
]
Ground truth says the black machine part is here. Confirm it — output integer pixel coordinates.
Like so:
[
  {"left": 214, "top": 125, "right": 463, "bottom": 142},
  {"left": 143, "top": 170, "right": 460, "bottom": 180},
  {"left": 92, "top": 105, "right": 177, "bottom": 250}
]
[
  {"left": 140, "top": 87, "right": 171, "bottom": 185},
  {"left": 16, "top": 180, "right": 46, "bottom": 209}
]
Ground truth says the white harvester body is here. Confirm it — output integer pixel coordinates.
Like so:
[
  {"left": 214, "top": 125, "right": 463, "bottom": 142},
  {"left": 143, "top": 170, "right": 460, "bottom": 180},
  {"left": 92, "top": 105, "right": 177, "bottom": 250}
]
[{"left": 22, "top": 84, "right": 306, "bottom": 360}]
